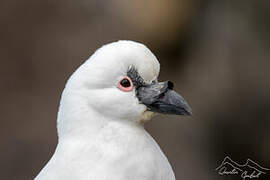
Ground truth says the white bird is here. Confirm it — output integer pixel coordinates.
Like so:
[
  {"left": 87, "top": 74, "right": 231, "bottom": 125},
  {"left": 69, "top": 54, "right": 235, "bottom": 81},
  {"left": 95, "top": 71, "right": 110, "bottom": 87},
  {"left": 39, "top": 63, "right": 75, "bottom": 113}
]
[{"left": 35, "top": 40, "right": 191, "bottom": 180}]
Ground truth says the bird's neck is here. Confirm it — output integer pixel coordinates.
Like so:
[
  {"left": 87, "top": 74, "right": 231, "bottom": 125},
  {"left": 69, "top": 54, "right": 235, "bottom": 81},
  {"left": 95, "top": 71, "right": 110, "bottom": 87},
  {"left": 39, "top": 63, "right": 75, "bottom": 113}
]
[{"left": 56, "top": 91, "right": 143, "bottom": 142}]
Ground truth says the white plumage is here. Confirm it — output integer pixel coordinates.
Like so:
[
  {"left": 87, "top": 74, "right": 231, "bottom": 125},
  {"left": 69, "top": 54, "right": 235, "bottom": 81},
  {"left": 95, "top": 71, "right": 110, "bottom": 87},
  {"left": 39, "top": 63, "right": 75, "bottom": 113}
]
[{"left": 35, "top": 40, "right": 188, "bottom": 180}]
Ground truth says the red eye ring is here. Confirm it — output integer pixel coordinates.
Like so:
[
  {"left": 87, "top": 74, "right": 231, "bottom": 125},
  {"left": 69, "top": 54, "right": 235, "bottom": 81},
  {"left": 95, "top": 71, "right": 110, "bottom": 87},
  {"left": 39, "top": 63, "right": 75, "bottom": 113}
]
[{"left": 118, "top": 76, "right": 134, "bottom": 92}]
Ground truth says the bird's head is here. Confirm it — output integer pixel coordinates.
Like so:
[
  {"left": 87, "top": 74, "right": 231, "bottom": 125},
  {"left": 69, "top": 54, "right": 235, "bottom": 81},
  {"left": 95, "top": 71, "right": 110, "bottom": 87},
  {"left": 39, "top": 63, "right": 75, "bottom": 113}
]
[{"left": 58, "top": 41, "right": 191, "bottom": 136}]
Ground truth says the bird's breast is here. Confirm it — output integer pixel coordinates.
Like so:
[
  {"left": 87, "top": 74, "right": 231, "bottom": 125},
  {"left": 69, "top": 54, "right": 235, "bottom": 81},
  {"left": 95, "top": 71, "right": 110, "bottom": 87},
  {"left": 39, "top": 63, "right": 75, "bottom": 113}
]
[{"left": 37, "top": 121, "right": 175, "bottom": 180}]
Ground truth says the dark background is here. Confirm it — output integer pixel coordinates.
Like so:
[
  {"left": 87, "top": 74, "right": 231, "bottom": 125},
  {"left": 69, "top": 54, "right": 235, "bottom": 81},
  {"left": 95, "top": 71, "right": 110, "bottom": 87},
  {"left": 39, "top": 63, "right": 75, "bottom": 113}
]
[{"left": 1, "top": 0, "right": 270, "bottom": 179}]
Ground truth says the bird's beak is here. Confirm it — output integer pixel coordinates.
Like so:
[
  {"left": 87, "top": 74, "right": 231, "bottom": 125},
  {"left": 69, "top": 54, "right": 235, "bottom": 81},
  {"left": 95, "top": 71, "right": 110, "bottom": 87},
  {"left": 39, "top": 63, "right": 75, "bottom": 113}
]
[{"left": 137, "top": 81, "right": 192, "bottom": 115}]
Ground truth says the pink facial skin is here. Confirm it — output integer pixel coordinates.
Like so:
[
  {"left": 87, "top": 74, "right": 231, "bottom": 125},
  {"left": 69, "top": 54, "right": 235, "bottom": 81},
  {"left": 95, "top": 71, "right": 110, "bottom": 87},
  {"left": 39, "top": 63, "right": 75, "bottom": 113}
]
[{"left": 118, "top": 76, "right": 134, "bottom": 92}]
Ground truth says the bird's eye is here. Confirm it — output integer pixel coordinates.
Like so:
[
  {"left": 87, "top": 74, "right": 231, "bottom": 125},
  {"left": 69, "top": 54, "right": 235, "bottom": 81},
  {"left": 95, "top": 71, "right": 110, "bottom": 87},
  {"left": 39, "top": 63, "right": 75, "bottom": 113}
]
[
  {"left": 120, "top": 78, "right": 131, "bottom": 87},
  {"left": 118, "top": 76, "right": 134, "bottom": 92}
]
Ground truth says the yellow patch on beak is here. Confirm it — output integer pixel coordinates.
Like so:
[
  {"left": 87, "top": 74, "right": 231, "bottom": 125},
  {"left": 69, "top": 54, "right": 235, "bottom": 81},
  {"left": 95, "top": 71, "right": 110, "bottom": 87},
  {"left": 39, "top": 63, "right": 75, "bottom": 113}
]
[{"left": 140, "top": 111, "right": 156, "bottom": 124}]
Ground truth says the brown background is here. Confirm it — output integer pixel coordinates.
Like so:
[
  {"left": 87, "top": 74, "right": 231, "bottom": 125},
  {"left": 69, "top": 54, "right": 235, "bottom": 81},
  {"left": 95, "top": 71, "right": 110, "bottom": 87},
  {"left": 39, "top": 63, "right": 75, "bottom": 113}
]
[{"left": 1, "top": 0, "right": 270, "bottom": 180}]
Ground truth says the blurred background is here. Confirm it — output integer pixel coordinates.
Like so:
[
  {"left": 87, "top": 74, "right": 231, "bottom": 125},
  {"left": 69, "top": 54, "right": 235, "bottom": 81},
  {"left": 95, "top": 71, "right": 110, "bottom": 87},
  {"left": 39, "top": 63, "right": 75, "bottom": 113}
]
[{"left": 1, "top": 0, "right": 270, "bottom": 179}]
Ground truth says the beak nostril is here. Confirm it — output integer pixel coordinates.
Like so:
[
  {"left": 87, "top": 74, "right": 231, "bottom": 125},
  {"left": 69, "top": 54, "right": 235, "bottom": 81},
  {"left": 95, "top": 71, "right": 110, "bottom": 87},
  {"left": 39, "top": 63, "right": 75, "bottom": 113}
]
[
  {"left": 167, "top": 81, "right": 174, "bottom": 90},
  {"left": 159, "top": 92, "right": 165, "bottom": 99}
]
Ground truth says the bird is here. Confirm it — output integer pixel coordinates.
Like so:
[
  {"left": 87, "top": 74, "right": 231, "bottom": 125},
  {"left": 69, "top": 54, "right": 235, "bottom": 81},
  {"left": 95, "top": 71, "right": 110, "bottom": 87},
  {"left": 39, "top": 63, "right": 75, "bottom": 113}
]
[{"left": 35, "top": 40, "right": 191, "bottom": 180}]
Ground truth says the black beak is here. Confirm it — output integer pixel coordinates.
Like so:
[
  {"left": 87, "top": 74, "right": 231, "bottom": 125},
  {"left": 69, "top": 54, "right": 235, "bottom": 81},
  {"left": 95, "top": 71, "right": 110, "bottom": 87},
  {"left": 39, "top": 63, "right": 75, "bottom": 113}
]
[{"left": 137, "top": 81, "right": 192, "bottom": 115}]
